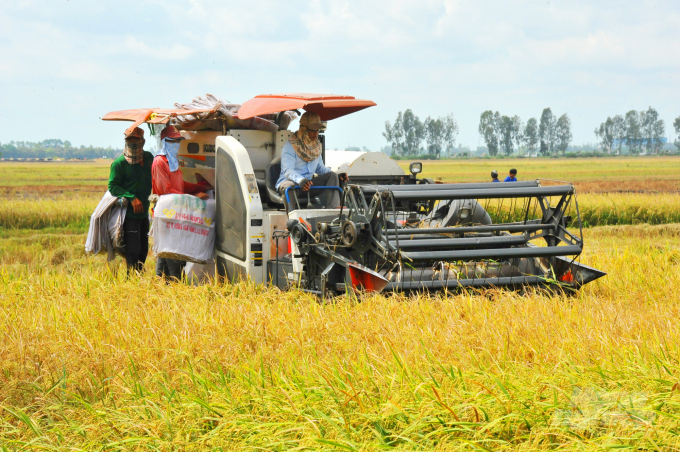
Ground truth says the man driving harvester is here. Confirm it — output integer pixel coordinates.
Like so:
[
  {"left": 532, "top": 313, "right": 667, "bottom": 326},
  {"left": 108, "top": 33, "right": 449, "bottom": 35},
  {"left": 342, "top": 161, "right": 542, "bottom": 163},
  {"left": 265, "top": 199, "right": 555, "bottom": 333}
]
[{"left": 276, "top": 111, "right": 348, "bottom": 209}]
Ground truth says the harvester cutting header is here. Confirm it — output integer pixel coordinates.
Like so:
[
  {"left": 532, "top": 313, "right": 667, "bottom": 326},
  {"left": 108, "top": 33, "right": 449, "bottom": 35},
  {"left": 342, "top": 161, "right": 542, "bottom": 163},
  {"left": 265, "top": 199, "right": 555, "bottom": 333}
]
[{"left": 98, "top": 92, "right": 605, "bottom": 295}]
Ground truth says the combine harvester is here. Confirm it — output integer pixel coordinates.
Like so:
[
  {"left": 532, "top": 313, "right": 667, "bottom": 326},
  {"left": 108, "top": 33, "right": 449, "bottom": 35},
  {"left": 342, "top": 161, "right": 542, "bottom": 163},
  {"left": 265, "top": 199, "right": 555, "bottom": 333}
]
[{"left": 103, "top": 93, "right": 605, "bottom": 296}]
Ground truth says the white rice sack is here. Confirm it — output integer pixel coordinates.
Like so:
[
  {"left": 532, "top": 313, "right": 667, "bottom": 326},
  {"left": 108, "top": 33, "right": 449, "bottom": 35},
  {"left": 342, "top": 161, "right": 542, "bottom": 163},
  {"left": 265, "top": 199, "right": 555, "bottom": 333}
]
[{"left": 152, "top": 194, "right": 215, "bottom": 264}]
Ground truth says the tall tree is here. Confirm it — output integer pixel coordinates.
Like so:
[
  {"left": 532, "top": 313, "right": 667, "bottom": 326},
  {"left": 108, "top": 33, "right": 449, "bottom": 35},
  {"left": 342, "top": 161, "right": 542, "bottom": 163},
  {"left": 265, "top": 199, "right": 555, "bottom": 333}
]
[
  {"left": 555, "top": 114, "right": 572, "bottom": 154},
  {"left": 442, "top": 114, "right": 459, "bottom": 156},
  {"left": 652, "top": 116, "right": 666, "bottom": 154},
  {"left": 492, "top": 111, "right": 502, "bottom": 154},
  {"left": 512, "top": 115, "right": 524, "bottom": 154},
  {"left": 401, "top": 109, "right": 424, "bottom": 156},
  {"left": 478, "top": 110, "right": 500, "bottom": 156},
  {"left": 423, "top": 114, "right": 460, "bottom": 158},
  {"left": 674, "top": 116, "right": 680, "bottom": 151},
  {"left": 624, "top": 110, "right": 642, "bottom": 153},
  {"left": 641, "top": 107, "right": 665, "bottom": 154},
  {"left": 424, "top": 117, "right": 445, "bottom": 157},
  {"left": 499, "top": 115, "right": 516, "bottom": 155},
  {"left": 539, "top": 108, "right": 555, "bottom": 155},
  {"left": 594, "top": 117, "right": 615, "bottom": 153},
  {"left": 383, "top": 112, "right": 404, "bottom": 155},
  {"left": 524, "top": 118, "right": 538, "bottom": 155},
  {"left": 612, "top": 115, "right": 626, "bottom": 153}
]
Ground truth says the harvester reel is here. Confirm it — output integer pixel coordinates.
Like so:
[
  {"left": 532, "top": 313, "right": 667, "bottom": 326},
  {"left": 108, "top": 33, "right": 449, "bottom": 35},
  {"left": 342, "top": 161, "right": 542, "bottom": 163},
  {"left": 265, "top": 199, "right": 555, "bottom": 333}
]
[{"left": 341, "top": 221, "right": 358, "bottom": 247}]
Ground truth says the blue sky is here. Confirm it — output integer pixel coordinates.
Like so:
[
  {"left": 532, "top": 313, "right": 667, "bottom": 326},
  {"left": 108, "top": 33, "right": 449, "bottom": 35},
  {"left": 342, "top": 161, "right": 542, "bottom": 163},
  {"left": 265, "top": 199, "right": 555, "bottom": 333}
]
[{"left": 1, "top": 0, "right": 679, "bottom": 151}]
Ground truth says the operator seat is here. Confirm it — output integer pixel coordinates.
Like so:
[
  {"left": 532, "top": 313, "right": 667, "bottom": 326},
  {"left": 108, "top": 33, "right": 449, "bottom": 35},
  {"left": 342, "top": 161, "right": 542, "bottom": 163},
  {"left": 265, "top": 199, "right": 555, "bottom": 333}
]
[
  {"left": 265, "top": 157, "right": 285, "bottom": 205},
  {"left": 265, "top": 157, "right": 311, "bottom": 209}
]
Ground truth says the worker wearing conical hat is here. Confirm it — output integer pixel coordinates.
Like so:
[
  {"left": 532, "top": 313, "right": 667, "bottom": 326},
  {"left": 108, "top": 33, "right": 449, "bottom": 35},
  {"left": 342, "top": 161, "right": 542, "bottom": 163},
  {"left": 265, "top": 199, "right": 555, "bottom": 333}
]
[{"left": 276, "top": 111, "right": 348, "bottom": 209}]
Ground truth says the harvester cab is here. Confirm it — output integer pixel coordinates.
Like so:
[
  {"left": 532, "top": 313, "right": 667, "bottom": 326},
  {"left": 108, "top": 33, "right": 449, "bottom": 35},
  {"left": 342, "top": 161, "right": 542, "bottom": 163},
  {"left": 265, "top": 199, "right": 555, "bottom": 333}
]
[{"left": 102, "top": 93, "right": 605, "bottom": 296}]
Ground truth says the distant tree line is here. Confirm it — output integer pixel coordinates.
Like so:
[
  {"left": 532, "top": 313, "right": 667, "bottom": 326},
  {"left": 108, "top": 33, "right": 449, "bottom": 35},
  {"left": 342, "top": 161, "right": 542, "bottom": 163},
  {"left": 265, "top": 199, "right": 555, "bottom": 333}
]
[
  {"left": 594, "top": 107, "right": 666, "bottom": 154},
  {"left": 383, "top": 109, "right": 459, "bottom": 158},
  {"left": 0, "top": 139, "right": 122, "bottom": 159},
  {"left": 478, "top": 108, "right": 572, "bottom": 157},
  {"left": 381, "top": 107, "right": 680, "bottom": 159}
]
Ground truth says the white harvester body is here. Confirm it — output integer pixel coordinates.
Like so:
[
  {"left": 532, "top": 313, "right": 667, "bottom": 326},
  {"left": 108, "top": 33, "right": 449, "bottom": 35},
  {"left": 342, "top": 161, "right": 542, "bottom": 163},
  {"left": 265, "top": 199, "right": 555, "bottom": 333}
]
[
  {"left": 101, "top": 93, "right": 604, "bottom": 294},
  {"left": 176, "top": 129, "right": 402, "bottom": 284}
]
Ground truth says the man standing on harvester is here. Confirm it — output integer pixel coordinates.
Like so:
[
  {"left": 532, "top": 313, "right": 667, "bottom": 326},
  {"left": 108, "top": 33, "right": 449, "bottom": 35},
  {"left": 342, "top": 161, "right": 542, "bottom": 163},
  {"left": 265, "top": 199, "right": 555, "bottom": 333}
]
[
  {"left": 151, "top": 126, "right": 212, "bottom": 281},
  {"left": 276, "top": 112, "right": 348, "bottom": 209},
  {"left": 108, "top": 127, "right": 154, "bottom": 274}
]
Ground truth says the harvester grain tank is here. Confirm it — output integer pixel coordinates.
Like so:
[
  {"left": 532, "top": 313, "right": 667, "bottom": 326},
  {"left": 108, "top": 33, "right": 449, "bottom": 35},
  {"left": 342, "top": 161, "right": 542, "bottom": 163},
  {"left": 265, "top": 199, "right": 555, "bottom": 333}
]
[{"left": 102, "top": 93, "right": 605, "bottom": 295}]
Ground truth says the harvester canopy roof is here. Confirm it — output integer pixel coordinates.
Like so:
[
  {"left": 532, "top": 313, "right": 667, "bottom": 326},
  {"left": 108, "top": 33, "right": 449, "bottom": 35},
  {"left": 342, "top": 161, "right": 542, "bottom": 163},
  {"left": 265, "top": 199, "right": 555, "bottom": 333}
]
[
  {"left": 102, "top": 108, "right": 217, "bottom": 137},
  {"left": 237, "top": 93, "right": 376, "bottom": 121}
]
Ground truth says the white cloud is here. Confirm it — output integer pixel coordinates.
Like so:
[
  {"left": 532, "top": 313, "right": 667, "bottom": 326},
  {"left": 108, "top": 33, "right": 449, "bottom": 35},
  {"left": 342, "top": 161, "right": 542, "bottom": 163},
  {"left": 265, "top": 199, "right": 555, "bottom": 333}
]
[
  {"left": 1, "top": 0, "right": 679, "bottom": 148},
  {"left": 122, "top": 37, "right": 193, "bottom": 61}
]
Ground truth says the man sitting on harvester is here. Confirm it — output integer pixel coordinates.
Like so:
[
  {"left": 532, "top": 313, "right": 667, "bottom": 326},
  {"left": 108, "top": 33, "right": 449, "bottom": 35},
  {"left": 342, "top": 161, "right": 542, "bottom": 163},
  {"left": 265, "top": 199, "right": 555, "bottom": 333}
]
[
  {"left": 276, "top": 112, "right": 348, "bottom": 209},
  {"left": 151, "top": 126, "right": 212, "bottom": 281}
]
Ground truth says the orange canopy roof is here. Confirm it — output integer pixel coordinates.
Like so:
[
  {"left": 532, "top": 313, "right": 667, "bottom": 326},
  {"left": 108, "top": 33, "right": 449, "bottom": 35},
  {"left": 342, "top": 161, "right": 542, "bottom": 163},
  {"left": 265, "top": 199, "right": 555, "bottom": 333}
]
[
  {"left": 237, "top": 93, "right": 376, "bottom": 121},
  {"left": 102, "top": 108, "right": 217, "bottom": 137}
]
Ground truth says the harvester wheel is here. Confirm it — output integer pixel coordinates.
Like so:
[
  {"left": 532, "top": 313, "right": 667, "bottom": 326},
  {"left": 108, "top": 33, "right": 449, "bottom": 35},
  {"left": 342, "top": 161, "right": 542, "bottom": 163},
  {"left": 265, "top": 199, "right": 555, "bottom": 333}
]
[{"left": 341, "top": 221, "right": 358, "bottom": 247}]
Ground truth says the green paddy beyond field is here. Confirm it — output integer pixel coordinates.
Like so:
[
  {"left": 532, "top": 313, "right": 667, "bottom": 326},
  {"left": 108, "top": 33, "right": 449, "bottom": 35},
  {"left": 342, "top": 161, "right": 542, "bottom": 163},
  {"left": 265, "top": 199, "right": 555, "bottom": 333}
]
[{"left": 1, "top": 157, "right": 680, "bottom": 450}]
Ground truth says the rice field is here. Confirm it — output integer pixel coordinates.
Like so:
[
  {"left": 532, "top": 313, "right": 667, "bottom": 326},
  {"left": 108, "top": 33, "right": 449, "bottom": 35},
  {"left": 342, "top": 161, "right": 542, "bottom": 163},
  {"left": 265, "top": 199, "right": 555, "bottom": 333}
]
[
  {"left": 0, "top": 161, "right": 110, "bottom": 196},
  {"left": 1, "top": 192, "right": 678, "bottom": 233},
  {"left": 3, "top": 155, "right": 680, "bottom": 194},
  {"left": 0, "top": 159, "right": 680, "bottom": 450},
  {"left": 0, "top": 225, "right": 679, "bottom": 450}
]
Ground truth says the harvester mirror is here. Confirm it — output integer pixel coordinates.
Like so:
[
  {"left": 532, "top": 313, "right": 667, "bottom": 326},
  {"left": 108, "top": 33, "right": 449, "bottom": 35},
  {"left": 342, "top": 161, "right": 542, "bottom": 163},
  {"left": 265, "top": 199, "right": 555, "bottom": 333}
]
[{"left": 409, "top": 162, "right": 422, "bottom": 178}]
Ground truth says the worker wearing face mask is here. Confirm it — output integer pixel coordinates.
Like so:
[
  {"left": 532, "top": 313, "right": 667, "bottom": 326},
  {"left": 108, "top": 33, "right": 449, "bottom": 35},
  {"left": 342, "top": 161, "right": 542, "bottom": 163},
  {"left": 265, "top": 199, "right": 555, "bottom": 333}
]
[
  {"left": 108, "top": 126, "right": 154, "bottom": 274},
  {"left": 276, "top": 111, "right": 348, "bottom": 209},
  {"left": 151, "top": 125, "right": 212, "bottom": 281}
]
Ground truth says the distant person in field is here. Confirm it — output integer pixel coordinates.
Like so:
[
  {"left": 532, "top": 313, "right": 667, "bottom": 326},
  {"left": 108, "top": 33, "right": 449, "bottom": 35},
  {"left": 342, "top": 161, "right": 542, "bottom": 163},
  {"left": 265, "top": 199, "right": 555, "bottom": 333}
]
[
  {"left": 504, "top": 168, "right": 518, "bottom": 182},
  {"left": 151, "top": 125, "right": 212, "bottom": 281},
  {"left": 491, "top": 170, "right": 500, "bottom": 182},
  {"left": 108, "top": 127, "right": 153, "bottom": 274}
]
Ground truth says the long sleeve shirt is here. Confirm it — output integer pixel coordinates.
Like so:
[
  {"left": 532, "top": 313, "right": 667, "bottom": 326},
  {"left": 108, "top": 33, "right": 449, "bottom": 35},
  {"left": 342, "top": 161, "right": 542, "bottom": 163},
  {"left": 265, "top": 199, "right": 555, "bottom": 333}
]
[
  {"left": 108, "top": 152, "right": 154, "bottom": 220},
  {"left": 151, "top": 155, "right": 207, "bottom": 196},
  {"left": 275, "top": 141, "right": 331, "bottom": 189}
]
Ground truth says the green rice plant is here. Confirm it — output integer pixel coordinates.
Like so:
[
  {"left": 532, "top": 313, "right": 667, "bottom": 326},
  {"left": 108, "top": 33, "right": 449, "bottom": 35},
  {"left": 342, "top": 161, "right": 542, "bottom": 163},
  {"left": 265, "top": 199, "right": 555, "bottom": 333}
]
[
  {"left": 577, "top": 193, "right": 680, "bottom": 226},
  {"left": 0, "top": 196, "right": 100, "bottom": 230},
  {"left": 2, "top": 192, "right": 679, "bottom": 235}
]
